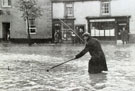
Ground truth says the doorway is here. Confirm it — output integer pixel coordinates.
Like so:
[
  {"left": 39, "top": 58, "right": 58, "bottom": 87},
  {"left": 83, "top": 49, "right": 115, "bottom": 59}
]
[
  {"left": 2, "top": 23, "right": 10, "bottom": 41},
  {"left": 52, "top": 23, "right": 62, "bottom": 43},
  {"left": 75, "top": 25, "right": 85, "bottom": 43},
  {"left": 117, "top": 23, "right": 127, "bottom": 40}
]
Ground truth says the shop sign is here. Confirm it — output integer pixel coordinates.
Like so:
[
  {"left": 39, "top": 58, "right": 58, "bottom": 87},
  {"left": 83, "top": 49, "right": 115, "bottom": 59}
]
[{"left": 90, "top": 19, "right": 115, "bottom": 22}]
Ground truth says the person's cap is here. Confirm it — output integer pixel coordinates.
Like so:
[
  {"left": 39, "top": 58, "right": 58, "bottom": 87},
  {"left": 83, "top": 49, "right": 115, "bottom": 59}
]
[{"left": 82, "top": 32, "right": 91, "bottom": 37}]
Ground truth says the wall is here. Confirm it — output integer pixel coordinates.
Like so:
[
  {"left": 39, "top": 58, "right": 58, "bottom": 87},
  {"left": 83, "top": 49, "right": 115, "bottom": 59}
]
[
  {"left": 74, "top": 1, "right": 100, "bottom": 31},
  {"left": 53, "top": 2, "right": 64, "bottom": 19},
  {"left": 111, "top": 0, "right": 135, "bottom": 34},
  {"left": 53, "top": 0, "right": 135, "bottom": 34},
  {"left": 53, "top": 1, "right": 100, "bottom": 31},
  {"left": 0, "top": 0, "right": 52, "bottom": 40}
]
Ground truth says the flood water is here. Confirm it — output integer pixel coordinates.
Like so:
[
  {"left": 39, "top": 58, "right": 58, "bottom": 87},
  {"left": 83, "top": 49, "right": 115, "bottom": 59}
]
[{"left": 0, "top": 43, "right": 135, "bottom": 91}]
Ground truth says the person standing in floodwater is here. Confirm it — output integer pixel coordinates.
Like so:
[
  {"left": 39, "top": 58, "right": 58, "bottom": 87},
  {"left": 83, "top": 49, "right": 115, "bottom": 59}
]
[
  {"left": 121, "top": 27, "right": 129, "bottom": 44},
  {"left": 54, "top": 29, "right": 62, "bottom": 43},
  {"left": 78, "top": 28, "right": 84, "bottom": 44},
  {"left": 71, "top": 32, "right": 76, "bottom": 44},
  {"left": 75, "top": 32, "right": 108, "bottom": 74}
]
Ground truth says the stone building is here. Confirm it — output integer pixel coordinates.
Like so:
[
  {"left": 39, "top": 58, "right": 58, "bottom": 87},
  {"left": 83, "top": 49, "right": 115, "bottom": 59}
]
[{"left": 0, "top": 0, "right": 52, "bottom": 43}]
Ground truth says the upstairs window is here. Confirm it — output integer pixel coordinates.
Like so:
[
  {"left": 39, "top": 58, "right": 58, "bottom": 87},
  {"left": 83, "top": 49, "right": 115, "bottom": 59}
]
[
  {"left": 29, "top": 19, "right": 37, "bottom": 34},
  {"left": 101, "top": 1, "right": 110, "bottom": 16},
  {"left": 65, "top": 3, "right": 74, "bottom": 18},
  {"left": 2, "top": 0, "right": 11, "bottom": 7}
]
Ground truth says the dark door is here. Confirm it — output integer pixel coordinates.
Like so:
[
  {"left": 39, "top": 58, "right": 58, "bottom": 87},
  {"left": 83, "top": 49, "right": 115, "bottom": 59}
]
[
  {"left": 117, "top": 23, "right": 127, "bottom": 40},
  {"left": 2, "top": 23, "right": 10, "bottom": 41},
  {"left": 75, "top": 25, "right": 85, "bottom": 43},
  {"left": 52, "top": 23, "right": 62, "bottom": 42}
]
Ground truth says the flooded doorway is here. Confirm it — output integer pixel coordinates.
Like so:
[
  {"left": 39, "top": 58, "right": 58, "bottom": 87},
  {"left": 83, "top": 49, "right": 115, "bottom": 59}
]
[
  {"left": 117, "top": 23, "right": 127, "bottom": 40},
  {"left": 52, "top": 23, "right": 62, "bottom": 43},
  {"left": 2, "top": 22, "right": 10, "bottom": 41},
  {"left": 75, "top": 25, "right": 85, "bottom": 44}
]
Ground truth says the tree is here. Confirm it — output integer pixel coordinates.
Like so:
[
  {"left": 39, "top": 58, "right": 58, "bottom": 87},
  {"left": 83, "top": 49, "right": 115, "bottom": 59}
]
[{"left": 17, "top": 0, "right": 42, "bottom": 46}]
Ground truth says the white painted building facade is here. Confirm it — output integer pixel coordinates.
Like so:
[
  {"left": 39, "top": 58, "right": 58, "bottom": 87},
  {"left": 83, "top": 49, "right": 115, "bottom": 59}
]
[{"left": 52, "top": 0, "right": 135, "bottom": 43}]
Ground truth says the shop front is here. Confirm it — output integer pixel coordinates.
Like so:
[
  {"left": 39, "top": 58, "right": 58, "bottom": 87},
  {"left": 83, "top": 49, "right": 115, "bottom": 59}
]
[
  {"left": 86, "top": 16, "right": 130, "bottom": 41},
  {"left": 52, "top": 18, "right": 75, "bottom": 43}
]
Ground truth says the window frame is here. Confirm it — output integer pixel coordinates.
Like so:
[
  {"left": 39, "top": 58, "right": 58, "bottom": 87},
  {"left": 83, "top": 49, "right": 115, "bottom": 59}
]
[
  {"left": 65, "top": 2, "right": 74, "bottom": 18},
  {"left": 2, "top": 0, "right": 11, "bottom": 7},
  {"left": 28, "top": 19, "right": 37, "bottom": 35},
  {"left": 100, "top": 1, "right": 111, "bottom": 16},
  {"left": 29, "top": 27, "right": 37, "bottom": 34},
  {"left": 90, "top": 21, "right": 115, "bottom": 37}
]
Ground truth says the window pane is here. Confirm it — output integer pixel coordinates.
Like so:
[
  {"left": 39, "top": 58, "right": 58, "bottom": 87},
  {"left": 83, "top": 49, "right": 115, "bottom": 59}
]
[
  {"left": 30, "top": 29, "right": 36, "bottom": 33},
  {"left": 67, "top": 7, "right": 73, "bottom": 16},
  {"left": 101, "top": 2, "right": 110, "bottom": 15},
  {"left": 100, "top": 30, "right": 104, "bottom": 36},
  {"left": 105, "top": 30, "right": 110, "bottom": 36},
  {"left": 91, "top": 27, "right": 95, "bottom": 36},
  {"left": 29, "top": 19, "right": 36, "bottom": 27},
  {"left": 3, "top": 0, "right": 7, "bottom": 6},
  {"left": 65, "top": 3, "right": 73, "bottom": 17},
  {"left": 2, "top": 0, "right": 11, "bottom": 6},
  {"left": 110, "top": 29, "right": 115, "bottom": 36},
  {"left": 95, "top": 29, "right": 99, "bottom": 36},
  {"left": 8, "top": 0, "right": 11, "bottom": 5}
]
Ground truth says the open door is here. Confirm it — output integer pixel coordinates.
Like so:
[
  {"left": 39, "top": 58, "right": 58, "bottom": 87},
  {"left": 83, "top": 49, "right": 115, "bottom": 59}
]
[
  {"left": 2, "top": 23, "right": 10, "bottom": 41},
  {"left": 75, "top": 25, "right": 85, "bottom": 43},
  {"left": 52, "top": 23, "right": 62, "bottom": 43},
  {"left": 117, "top": 24, "right": 127, "bottom": 40}
]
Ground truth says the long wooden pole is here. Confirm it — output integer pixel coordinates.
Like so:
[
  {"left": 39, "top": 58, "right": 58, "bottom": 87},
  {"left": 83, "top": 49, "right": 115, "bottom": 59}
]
[{"left": 46, "top": 58, "right": 75, "bottom": 72}]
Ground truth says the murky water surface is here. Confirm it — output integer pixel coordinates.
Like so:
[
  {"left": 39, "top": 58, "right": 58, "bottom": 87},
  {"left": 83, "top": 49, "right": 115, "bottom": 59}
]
[{"left": 0, "top": 43, "right": 135, "bottom": 91}]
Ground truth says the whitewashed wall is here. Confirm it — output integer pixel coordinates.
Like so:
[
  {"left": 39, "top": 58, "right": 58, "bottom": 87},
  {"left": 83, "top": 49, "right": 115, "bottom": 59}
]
[
  {"left": 53, "top": 3, "right": 65, "bottom": 18},
  {"left": 53, "top": 0, "right": 135, "bottom": 33},
  {"left": 53, "top": 1, "right": 100, "bottom": 31},
  {"left": 111, "top": 0, "right": 135, "bottom": 34},
  {"left": 74, "top": 1, "right": 100, "bottom": 31}
]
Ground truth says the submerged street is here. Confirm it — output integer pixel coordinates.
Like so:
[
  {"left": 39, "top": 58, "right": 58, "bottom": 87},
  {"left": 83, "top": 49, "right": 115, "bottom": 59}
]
[{"left": 0, "top": 43, "right": 135, "bottom": 91}]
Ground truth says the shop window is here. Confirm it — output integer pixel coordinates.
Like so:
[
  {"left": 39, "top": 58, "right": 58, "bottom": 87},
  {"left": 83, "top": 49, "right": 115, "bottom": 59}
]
[
  {"left": 91, "top": 22, "right": 115, "bottom": 37},
  {"left": 2, "top": 0, "right": 11, "bottom": 7},
  {"left": 101, "top": 1, "right": 110, "bottom": 16},
  {"left": 29, "top": 19, "right": 36, "bottom": 34},
  {"left": 61, "top": 20, "right": 74, "bottom": 41},
  {"left": 65, "top": 3, "right": 74, "bottom": 18}
]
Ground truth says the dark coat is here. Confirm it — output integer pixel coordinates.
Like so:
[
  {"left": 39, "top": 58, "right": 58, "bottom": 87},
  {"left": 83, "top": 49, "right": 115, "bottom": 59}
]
[
  {"left": 121, "top": 30, "right": 128, "bottom": 43},
  {"left": 75, "top": 38, "right": 108, "bottom": 73}
]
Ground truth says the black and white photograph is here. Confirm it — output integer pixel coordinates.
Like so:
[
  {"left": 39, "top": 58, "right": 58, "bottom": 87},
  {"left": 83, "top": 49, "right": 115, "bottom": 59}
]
[{"left": 0, "top": 0, "right": 135, "bottom": 91}]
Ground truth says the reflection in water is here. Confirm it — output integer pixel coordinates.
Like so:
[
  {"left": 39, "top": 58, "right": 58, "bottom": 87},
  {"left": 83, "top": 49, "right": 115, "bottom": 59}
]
[{"left": 89, "top": 72, "right": 107, "bottom": 90}]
